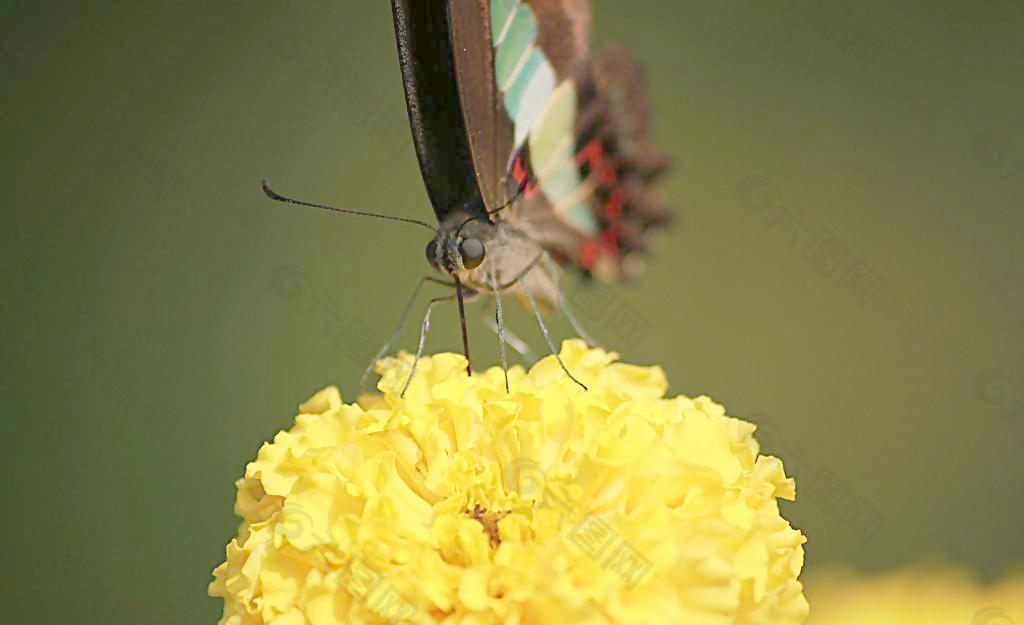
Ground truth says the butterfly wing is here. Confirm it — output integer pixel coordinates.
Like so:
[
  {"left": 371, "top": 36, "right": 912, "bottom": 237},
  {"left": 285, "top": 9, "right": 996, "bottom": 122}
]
[
  {"left": 449, "top": 0, "right": 672, "bottom": 280},
  {"left": 529, "top": 42, "right": 673, "bottom": 280},
  {"left": 391, "top": 0, "right": 485, "bottom": 221},
  {"left": 446, "top": 1, "right": 515, "bottom": 214}
]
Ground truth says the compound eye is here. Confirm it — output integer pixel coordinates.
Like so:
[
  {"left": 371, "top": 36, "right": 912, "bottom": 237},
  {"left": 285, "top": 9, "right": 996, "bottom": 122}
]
[
  {"left": 459, "top": 238, "right": 486, "bottom": 270},
  {"left": 426, "top": 240, "right": 440, "bottom": 265}
]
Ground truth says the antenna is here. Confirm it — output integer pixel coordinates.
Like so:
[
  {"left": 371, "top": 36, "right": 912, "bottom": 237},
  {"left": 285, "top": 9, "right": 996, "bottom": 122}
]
[
  {"left": 488, "top": 171, "right": 534, "bottom": 219},
  {"left": 261, "top": 180, "right": 436, "bottom": 232},
  {"left": 454, "top": 171, "right": 536, "bottom": 238}
]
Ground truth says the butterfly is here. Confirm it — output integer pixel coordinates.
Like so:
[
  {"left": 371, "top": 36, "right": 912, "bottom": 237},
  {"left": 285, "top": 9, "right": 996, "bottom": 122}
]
[{"left": 264, "top": 0, "right": 671, "bottom": 394}]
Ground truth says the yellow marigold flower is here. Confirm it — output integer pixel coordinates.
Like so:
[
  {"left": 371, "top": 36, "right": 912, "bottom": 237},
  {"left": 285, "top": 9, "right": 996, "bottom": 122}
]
[
  {"left": 209, "top": 340, "right": 809, "bottom": 625},
  {"left": 807, "top": 567, "right": 1024, "bottom": 625}
]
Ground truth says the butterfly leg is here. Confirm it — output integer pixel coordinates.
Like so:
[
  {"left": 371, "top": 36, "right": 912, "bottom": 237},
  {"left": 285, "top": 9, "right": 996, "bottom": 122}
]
[
  {"left": 541, "top": 252, "right": 603, "bottom": 349},
  {"left": 489, "top": 271, "right": 511, "bottom": 393},
  {"left": 361, "top": 275, "right": 455, "bottom": 391},
  {"left": 484, "top": 252, "right": 547, "bottom": 364},
  {"left": 400, "top": 293, "right": 459, "bottom": 397},
  {"left": 480, "top": 306, "right": 536, "bottom": 362},
  {"left": 518, "top": 275, "right": 588, "bottom": 391}
]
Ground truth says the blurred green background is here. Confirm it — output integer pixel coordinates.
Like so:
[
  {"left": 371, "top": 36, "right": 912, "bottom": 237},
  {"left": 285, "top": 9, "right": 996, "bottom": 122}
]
[{"left": 3, "top": 1, "right": 1022, "bottom": 622}]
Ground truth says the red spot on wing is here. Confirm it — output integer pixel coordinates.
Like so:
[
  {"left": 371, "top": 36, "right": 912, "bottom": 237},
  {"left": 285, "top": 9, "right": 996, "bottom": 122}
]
[
  {"left": 580, "top": 239, "right": 599, "bottom": 270},
  {"left": 512, "top": 156, "right": 539, "bottom": 199},
  {"left": 602, "top": 225, "right": 621, "bottom": 248},
  {"left": 573, "top": 139, "right": 628, "bottom": 268},
  {"left": 600, "top": 163, "right": 617, "bottom": 186},
  {"left": 605, "top": 189, "right": 625, "bottom": 220},
  {"left": 575, "top": 139, "right": 618, "bottom": 187},
  {"left": 575, "top": 139, "right": 601, "bottom": 167}
]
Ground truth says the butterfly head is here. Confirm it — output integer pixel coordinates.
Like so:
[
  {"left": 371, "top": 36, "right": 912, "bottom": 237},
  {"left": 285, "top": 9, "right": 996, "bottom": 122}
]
[{"left": 426, "top": 211, "right": 494, "bottom": 278}]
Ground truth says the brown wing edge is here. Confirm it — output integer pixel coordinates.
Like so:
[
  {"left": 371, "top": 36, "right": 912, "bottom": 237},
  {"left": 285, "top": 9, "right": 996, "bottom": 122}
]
[
  {"left": 449, "top": 0, "right": 594, "bottom": 213},
  {"left": 447, "top": 0, "right": 515, "bottom": 212},
  {"left": 532, "top": 0, "right": 592, "bottom": 77}
]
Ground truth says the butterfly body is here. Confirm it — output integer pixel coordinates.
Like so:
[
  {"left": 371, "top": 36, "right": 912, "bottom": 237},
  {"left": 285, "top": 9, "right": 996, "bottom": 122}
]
[
  {"left": 394, "top": 0, "right": 671, "bottom": 294},
  {"left": 425, "top": 210, "right": 559, "bottom": 310}
]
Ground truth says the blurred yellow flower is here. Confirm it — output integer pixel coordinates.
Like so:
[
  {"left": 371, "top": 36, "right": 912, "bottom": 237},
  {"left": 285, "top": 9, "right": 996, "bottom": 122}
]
[
  {"left": 209, "top": 340, "right": 808, "bottom": 624},
  {"left": 806, "top": 567, "right": 1024, "bottom": 625}
]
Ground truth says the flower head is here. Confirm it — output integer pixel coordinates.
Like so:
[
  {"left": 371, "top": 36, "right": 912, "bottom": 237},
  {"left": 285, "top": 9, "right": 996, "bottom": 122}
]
[{"left": 210, "top": 340, "right": 808, "bottom": 624}]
